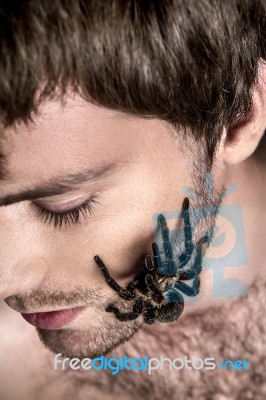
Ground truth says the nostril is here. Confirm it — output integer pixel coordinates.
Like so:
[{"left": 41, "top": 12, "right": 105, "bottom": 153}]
[{"left": 4, "top": 294, "right": 25, "bottom": 312}]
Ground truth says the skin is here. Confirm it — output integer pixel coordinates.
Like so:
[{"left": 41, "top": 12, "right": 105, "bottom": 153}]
[{"left": 0, "top": 62, "right": 265, "bottom": 398}]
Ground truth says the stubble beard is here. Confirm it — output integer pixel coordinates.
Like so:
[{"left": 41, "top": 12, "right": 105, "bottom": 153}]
[{"left": 37, "top": 304, "right": 143, "bottom": 359}]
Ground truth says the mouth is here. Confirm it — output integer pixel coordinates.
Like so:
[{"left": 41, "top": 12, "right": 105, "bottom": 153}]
[{"left": 21, "top": 306, "right": 87, "bottom": 330}]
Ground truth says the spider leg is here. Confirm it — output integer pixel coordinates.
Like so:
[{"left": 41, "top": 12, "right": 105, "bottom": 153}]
[
  {"left": 171, "top": 231, "right": 210, "bottom": 299},
  {"left": 141, "top": 255, "right": 164, "bottom": 303},
  {"left": 176, "top": 239, "right": 204, "bottom": 279},
  {"left": 178, "top": 197, "right": 194, "bottom": 268},
  {"left": 105, "top": 298, "right": 143, "bottom": 321},
  {"left": 145, "top": 253, "right": 155, "bottom": 272},
  {"left": 151, "top": 242, "right": 163, "bottom": 271},
  {"left": 143, "top": 301, "right": 157, "bottom": 324},
  {"left": 157, "top": 214, "right": 176, "bottom": 275},
  {"left": 125, "top": 281, "right": 138, "bottom": 295},
  {"left": 177, "top": 232, "right": 210, "bottom": 279},
  {"left": 94, "top": 255, "right": 135, "bottom": 300},
  {"left": 173, "top": 274, "right": 200, "bottom": 297}
]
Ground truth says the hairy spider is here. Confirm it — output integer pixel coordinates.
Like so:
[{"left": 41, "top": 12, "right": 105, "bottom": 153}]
[{"left": 94, "top": 197, "right": 209, "bottom": 324}]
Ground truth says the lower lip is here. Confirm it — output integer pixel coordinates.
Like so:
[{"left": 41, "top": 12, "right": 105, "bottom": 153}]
[{"left": 21, "top": 306, "right": 86, "bottom": 330}]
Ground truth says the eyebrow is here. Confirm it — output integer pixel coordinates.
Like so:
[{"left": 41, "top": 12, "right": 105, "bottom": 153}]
[{"left": 0, "top": 162, "right": 120, "bottom": 207}]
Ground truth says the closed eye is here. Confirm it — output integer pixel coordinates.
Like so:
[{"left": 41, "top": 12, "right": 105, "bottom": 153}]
[{"left": 34, "top": 197, "right": 100, "bottom": 229}]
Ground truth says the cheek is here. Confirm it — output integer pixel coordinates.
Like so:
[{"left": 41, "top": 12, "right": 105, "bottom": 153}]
[
  {"left": 75, "top": 158, "right": 193, "bottom": 282},
  {"left": 1, "top": 150, "right": 195, "bottom": 296}
]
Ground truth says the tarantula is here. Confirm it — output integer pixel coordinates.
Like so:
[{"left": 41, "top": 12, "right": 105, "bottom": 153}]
[{"left": 94, "top": 197, "right": 209, "bottom": 324}]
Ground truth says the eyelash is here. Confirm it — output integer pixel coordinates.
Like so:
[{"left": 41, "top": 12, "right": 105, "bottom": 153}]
[{"left": 35, "top": 197, "right": 99, "bottom": 229}]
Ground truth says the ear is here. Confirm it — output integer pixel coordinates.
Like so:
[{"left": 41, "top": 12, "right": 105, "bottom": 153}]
[{"left": 222, "top": 59, "right": 266, "bottom": 165}]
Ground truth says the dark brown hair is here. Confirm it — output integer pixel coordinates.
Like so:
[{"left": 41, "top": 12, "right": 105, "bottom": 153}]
[{"left": 0, "top": 0, "right": 265, "bottom": 165}]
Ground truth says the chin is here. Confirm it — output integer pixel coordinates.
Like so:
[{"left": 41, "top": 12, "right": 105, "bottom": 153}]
[{"left": 36, "top": 317, "right": 142, "bottom": 359}]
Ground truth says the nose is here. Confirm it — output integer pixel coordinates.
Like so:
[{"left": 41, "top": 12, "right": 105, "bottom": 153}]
[
  {"left": 0, "top": 256, "right": 47, "bottom": 301},
  {"left": 0, "top": 203, "right": 49, "bottom": 300}
]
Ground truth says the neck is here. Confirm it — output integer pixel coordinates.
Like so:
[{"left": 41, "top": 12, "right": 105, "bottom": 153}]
[
  {"left": 186, "top": 145, "right": 266, "bottom": 315},
  {"left": 227, "top": 153, "right": 266, "bottom": 280}
]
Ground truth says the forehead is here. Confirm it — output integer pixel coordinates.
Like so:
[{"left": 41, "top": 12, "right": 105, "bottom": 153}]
[
  {"left": 0, "top": 96, "right": 138, "bottom": 186},
  {"left": 0, "top": 95, "right": 179, "bottom": 195}
]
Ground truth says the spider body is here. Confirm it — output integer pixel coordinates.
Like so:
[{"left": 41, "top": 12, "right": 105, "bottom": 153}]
[{"left": 94, "top": 197, "right": 208, "bottom": 324}]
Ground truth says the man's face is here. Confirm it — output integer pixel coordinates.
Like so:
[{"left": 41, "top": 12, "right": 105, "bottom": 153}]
[{"left": 0, "top": 95, "right": 227, "bottom": 358}]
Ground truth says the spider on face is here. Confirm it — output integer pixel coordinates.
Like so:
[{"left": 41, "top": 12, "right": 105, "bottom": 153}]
[{"left": 94, "top": 197, "right": 209, "bottom": 325}]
